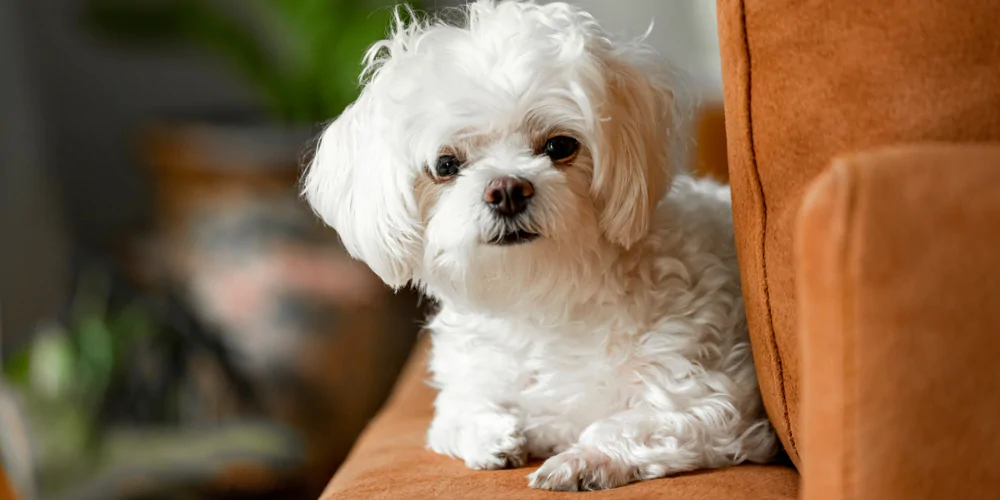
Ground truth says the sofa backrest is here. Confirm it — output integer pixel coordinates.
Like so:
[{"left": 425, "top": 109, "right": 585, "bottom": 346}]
[{"left": 717, "top": 0, "right": 1000, "bottom": 467}]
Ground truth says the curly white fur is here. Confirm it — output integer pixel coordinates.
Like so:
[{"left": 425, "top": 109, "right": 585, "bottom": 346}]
[{"left": 303, "top": 0, "right": 777, "bottom": 491}]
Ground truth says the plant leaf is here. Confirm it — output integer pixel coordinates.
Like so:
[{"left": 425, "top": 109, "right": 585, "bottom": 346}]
[
  {"left": 178, "top": 1, "right": 294, "bottom": 120},
  {"left": 29, "top": 329, "right": 76, "bottom": 400}
]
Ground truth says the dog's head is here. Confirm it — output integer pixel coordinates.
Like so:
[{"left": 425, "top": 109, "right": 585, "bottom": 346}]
[{"left": 303, "top": 0, "right": 676, "bottom": 310}]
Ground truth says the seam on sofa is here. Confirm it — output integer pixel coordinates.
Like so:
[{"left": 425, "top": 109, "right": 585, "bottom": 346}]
[
  {"left": 838, "top": 162, "right": 860, "bottom": 500},
  {"left": 738, "top": 0, "right": 797, "bottom": 458}
]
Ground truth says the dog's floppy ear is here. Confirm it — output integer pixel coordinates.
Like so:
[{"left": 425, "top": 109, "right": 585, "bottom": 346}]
[
  {"left": 302, "top": 92, "right": 420, "bottom": 289},
  {"left": 588, "top": 49, "right": 674, "bottom": 249}
]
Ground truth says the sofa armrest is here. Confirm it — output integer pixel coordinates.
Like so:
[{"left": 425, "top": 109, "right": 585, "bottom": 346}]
[{"left": 796, "top": 144, "right": 1000, "bottom": 500}]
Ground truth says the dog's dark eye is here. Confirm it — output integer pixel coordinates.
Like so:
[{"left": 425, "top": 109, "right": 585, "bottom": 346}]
[
  {"left": 435, "top": 155, "right": 462, "bottom": 178},
  {"left": 544, "top": 136, "right": 580, "bottom": 161}
]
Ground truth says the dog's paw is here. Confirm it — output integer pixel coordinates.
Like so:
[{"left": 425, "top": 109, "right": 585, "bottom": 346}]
[
  {"left": 527, "top": 446, "right": 636, "bottom": 491},
  {"left": 458, "top": 412, "right": 527, "bottom": 470},
  {"left": 428, "top": 412, "right": 527, "bottom": 470}
]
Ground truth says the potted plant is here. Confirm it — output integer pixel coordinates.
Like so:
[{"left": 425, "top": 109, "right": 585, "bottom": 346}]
[{"left": 1, "top": 264, "right": 303, "bottom": 499}]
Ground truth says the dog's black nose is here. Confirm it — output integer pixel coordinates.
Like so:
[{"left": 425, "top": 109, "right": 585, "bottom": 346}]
[{"left": 484, "top": 177, "right": 534, "bottom": 217}]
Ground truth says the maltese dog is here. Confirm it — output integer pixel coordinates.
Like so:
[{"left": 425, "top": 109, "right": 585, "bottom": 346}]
[{"left": 303, "top": 0, "right": 777, "bottom": 491}]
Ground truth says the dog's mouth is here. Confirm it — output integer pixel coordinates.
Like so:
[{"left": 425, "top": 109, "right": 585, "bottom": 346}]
[{"left": 488, "top": 229, "right": 541, "bottom": 246}]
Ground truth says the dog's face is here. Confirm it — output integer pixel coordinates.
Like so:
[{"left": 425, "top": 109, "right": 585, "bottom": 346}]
[{"left": 303, "top": 1, "right": 675, "bottom": 311}]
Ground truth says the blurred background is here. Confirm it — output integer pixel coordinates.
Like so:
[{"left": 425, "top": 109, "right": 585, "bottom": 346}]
[{"left": 0, "top": 1, "right": 723, "bottom": 498}]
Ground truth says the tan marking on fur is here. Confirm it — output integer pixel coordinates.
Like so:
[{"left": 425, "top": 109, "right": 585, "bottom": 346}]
[
  {"left": 414, "top": 172, "right": 447, "bottom": 224},
  {"left": 591, "top": 56, "right": 673, "bottom": 248}
]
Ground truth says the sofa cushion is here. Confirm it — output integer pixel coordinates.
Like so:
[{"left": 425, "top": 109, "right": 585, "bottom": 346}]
[
  {"left": 320, "top": 336, "right": 798, "bottom": 499},
  {"left": 717, "top": 0, "right": 1000, "bottom": 466},
  {"left": 797, "top": 145, "right": 1000, "bottom": 499}
]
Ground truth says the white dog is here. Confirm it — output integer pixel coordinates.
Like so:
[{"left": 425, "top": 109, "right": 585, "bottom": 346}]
[{"left": 303, "top": 0, "right": 777, "bottom": 491}]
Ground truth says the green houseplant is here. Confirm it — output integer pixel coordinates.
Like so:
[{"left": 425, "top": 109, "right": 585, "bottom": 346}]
[{"left": 0, "top": 265, "right": 306, "bottom": 499}]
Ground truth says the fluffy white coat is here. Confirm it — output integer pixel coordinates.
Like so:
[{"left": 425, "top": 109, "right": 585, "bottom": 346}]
[{"left": 303, "top": 0, "right": 778, "bottom": 491}]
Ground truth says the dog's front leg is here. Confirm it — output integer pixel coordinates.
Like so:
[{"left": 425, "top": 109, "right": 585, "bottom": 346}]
[
  {"left": 426, "top": 389, "right": 527, "bottom": 470},
  {"left": 527, "top": 404, "right": 774, "bottom": 491}
]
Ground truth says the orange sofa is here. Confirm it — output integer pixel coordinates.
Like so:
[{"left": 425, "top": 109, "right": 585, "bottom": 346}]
[{"left": 319, "top": 1, "right": 1000, "bottom": 498}]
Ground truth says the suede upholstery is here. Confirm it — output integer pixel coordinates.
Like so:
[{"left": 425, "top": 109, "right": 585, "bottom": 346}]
[
  {"left": 717, "top": 0, "right": 1000, "bottom": 466},
  {"left": 320, "top": 336, "right": 799, "bottom": 499},
  {"left": 797, "top": 145, "right": 1000, "bottom": 500}
]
